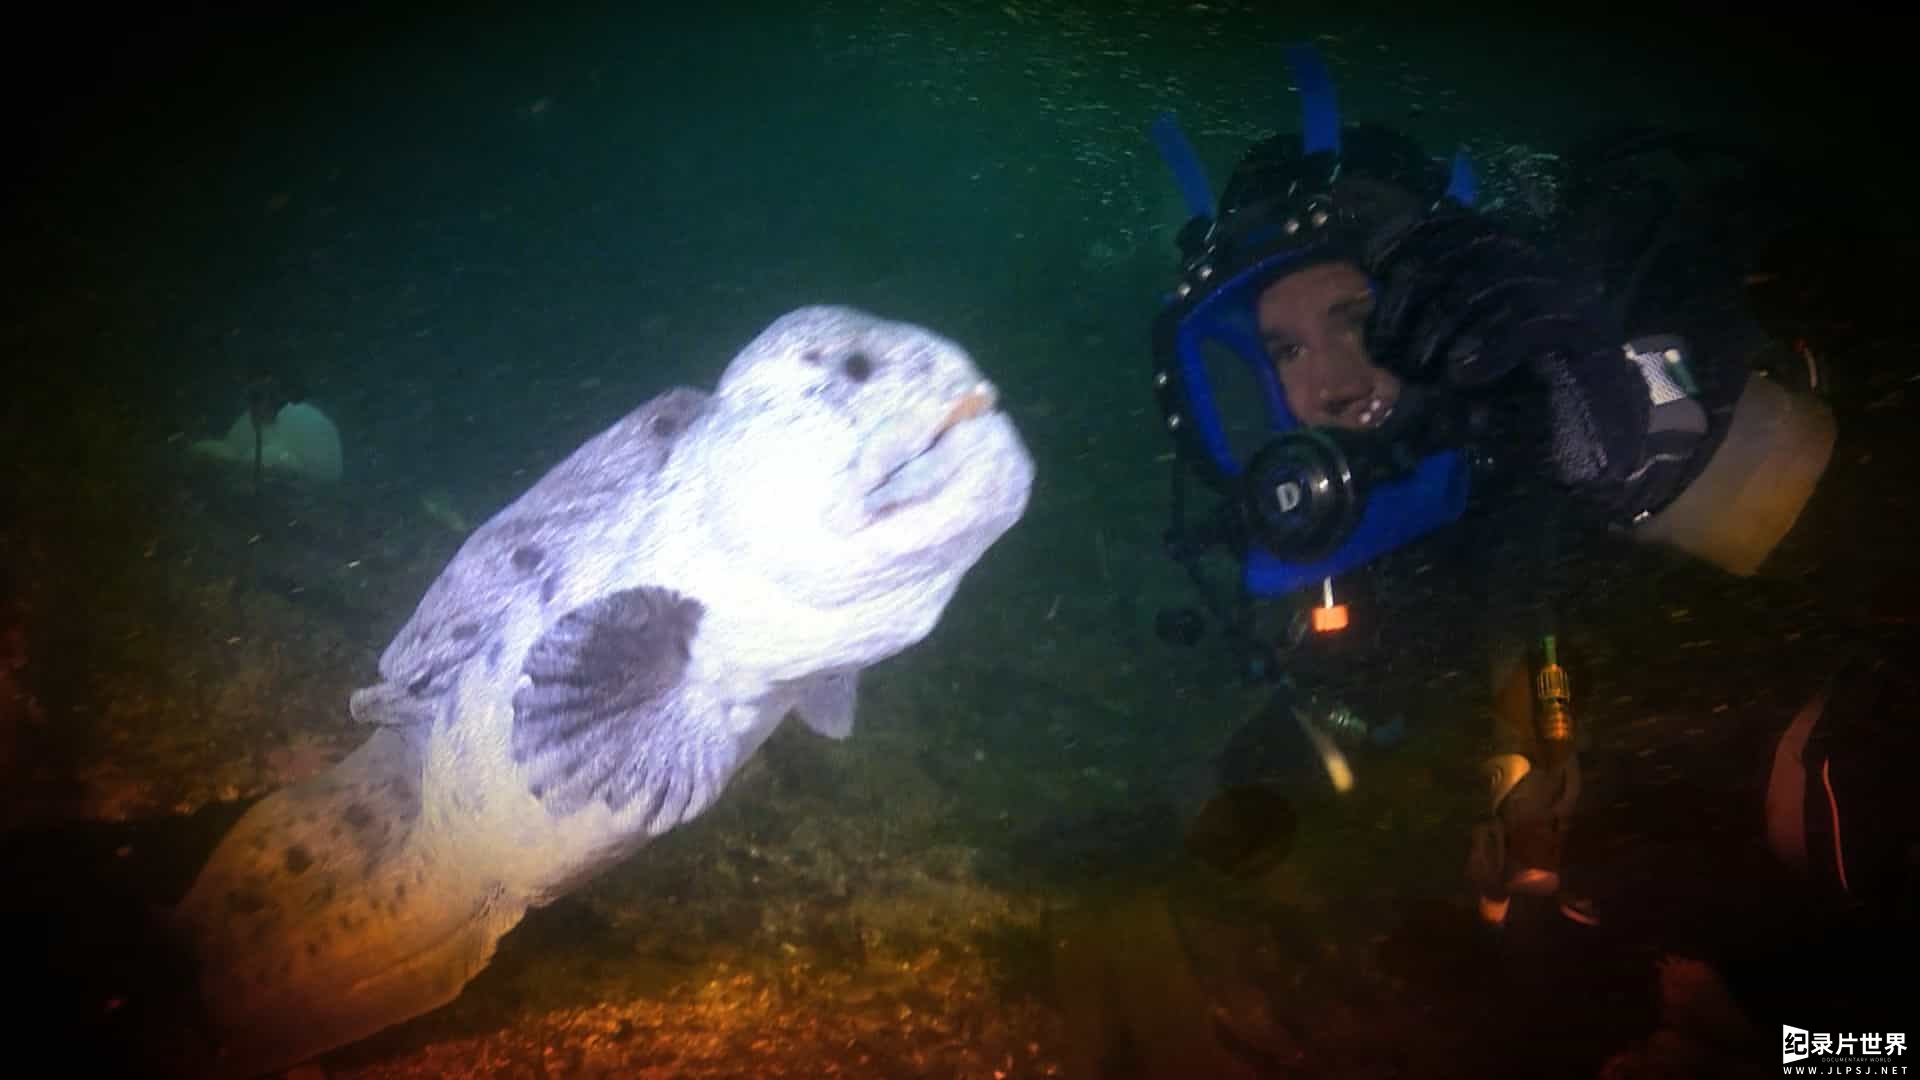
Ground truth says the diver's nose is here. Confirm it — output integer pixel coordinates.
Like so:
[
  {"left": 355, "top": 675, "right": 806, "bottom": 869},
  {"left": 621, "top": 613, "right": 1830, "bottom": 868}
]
[
  {"left": 1315, "top": 349, "right": 1375, "bottom": 420},
  {"left": 1321, "top": 383, "right": 1370, "bottom": 418}
]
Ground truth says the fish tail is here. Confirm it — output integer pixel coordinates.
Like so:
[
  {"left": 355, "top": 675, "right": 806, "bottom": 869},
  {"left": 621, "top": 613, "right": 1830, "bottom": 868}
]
[{"left": 169, "top": 726, "right": 524, "bottom": 1077}]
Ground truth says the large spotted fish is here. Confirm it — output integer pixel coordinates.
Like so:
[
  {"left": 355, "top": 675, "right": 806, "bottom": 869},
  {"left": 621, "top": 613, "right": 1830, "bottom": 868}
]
[{"left": 167, "top": 306, "right": 1035, "bottom": 1076}]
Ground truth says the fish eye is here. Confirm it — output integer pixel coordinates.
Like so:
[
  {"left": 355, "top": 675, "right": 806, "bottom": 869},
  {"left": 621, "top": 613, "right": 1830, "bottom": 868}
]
[{"left": 842, "top": 351, "right": 873, "bottom": 382}]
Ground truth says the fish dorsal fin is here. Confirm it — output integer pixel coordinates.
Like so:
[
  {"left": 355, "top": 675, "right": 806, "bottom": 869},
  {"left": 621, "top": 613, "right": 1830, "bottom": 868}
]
[
  {"left": 376, "top": 387, "right": 709, "bottom": 703},
  {"left": 510, "top": 585, "right": 735, "bottom": 835}
]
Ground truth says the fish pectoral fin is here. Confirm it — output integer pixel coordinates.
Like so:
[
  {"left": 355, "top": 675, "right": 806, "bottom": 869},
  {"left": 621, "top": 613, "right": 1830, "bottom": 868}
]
[
  {"left": 511, "top": 584, "right": 742, "bottom": 835},
  {"left": 790, "top": 668, "right": 859, "bottom": 739},
  {"left": 173, "top": 726, "right": 522, "bottom": 1078}
]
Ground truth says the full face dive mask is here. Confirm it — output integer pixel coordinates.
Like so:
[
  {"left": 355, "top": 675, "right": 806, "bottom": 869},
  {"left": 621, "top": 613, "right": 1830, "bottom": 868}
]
[{"left": 1149, "top": 43, "right": 1476, "bottom": 620}]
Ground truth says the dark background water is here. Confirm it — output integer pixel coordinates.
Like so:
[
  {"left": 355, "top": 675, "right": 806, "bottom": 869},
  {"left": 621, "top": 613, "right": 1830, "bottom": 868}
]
[{"left": 9, "top": 2, "right": 1905, "bottom": 569}]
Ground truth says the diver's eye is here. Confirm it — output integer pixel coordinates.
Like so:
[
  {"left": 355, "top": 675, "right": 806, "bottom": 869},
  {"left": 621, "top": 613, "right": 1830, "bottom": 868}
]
[{"left": 1267, "top": 342, "right": 1302, "bottom": 365}]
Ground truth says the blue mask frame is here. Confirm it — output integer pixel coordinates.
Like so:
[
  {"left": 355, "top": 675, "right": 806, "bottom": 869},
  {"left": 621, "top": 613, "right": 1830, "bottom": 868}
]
[{"left": 1150, "top": 44, "right": 1476, "bottom": 598}]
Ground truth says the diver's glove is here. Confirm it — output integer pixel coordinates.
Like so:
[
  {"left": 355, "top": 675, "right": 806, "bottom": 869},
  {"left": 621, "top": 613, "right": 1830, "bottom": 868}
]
[
  {"left": 1365, "top": 211, "right": 1669, "bottom": 520},
  {"left": 1467, "top": 751, "right": 1583, "bottom": 927},
  {"left": 1364, "top": 211, "right": 1610, "bottom": 386}
]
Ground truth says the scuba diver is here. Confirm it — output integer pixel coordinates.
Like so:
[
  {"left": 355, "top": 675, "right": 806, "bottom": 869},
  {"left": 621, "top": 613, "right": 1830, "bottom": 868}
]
[{"left": 1146, "top": 45, "right": 1909, "bottom": 933}]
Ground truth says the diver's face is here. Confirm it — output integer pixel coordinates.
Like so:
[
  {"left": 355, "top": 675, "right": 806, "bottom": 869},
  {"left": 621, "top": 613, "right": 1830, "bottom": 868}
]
[{"left": 1256, "top": 261, "right": 1401, "bottom": 430}]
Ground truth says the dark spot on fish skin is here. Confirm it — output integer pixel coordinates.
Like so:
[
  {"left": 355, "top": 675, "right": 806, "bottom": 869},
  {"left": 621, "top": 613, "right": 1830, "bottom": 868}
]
[
  {"left": 284, "top": 845, "right": 313, "bottom": 876},
  {"left": 344, "top": 803, "right": 374, "bottom": 831},
  {"left": 308, "top": 883, "right": 336, "bottom": 909},
  {"left": 385, "top": 777, "right": 411, "bottom": 800},
  {"left": 488, "top": 639, "right": 504, "bottom": 669},
  {"left": 512, "top": 545, "right": 544, "bottom": 572},
  {"left": 843, "top": 350, "right": 873, "bottom": 382},
  {"left": 450, "top": 622, "right": 479, "bottom": 641},
  {"left": 408, "top": 673, "right": 432, "bottom": 695},
  {"left": 330, "top": 824, "right": 344, "bottom": 840},
  {"left": 340, "top": 914, "right": 355, "bottom": 931},
  {"left": 307, "top": 941, "right": 320, "bottom": 958},
  {"left": 802, "top": 348, "right": 824, "bottom": 366},
  {"left": 651, "top": 413, "right": 681, "bottom": 438},
  {"left": 542, "top": 575, "right": 561, "bottom": 605},
  {"left": 228, "top": 890, "right": 268, "bottom": 915},
  {"left": 394, "top": 882, "right": 407, "bottom": 902}
]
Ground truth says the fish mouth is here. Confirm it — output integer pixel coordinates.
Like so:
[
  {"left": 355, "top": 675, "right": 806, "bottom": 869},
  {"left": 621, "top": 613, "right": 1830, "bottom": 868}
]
[{"left": 862, "top": 381, "right": 1000, "bottom": 520}]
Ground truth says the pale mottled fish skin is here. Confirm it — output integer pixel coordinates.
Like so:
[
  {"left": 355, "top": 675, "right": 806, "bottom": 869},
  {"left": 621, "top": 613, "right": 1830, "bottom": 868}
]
[{"left": 170, "top": 306, "right": 1034, "bottom": 1077}]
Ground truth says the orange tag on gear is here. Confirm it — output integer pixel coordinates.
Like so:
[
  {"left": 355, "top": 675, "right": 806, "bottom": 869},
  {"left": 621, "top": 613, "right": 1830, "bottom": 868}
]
[
  {"left": 1477, "top": 893, "right": 1511, "bottom": 926},
  {"left": 1311, "top": 604, "right": 1348, "bottom": 632}
]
